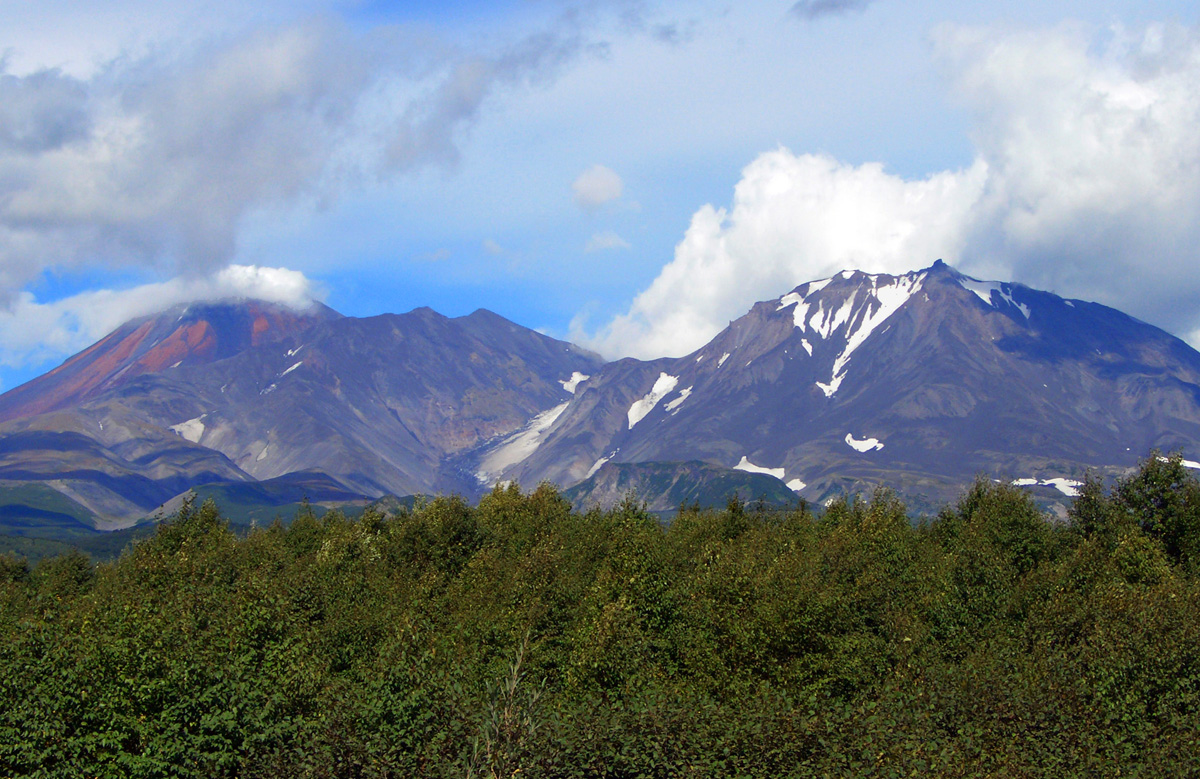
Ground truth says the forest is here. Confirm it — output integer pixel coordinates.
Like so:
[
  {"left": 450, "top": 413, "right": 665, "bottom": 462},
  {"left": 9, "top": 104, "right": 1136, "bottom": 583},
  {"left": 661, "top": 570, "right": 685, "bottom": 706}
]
[{"left": 3, "top": 454, "right": 1200, "bottom": 777}]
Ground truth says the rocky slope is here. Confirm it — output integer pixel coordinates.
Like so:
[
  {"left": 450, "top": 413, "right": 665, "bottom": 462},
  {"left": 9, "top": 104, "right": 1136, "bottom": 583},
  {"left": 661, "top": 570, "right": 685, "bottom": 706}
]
[
  {"left": 0, "top": 301, "right": 603, "bottom": 527},
  {"left": 490, "top": 260, "right": 1200, "bottom": 510}
]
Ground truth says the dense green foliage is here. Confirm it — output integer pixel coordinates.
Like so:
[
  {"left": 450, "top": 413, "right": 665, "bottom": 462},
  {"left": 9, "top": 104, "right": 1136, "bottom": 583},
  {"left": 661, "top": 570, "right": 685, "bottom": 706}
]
[{"left": 4, "top": 456, "right": 1200, "bottom": 777}]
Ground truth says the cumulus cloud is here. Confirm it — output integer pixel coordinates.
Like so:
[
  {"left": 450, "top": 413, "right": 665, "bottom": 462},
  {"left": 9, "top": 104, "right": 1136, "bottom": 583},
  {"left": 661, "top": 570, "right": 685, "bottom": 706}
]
[
  {"left": 572, "top": 164, "right": 624, "bottom": 210},
  {"left": 790, "top": 0, "right": 878, "bottom": 21},
  {"left": 584, "top": 230, "right": 632, "bottom": 252},
  {"left": 589, "top": 21, "right": 1200, "bottom": 358},
  {"left": 0, "top": 16, "right": 589, "bottom": 306},
  {"left": 589, "top": 151, "right": 986, "bottom": 357},
  {"left": 0, "top": 265, "right": 320, "bottom": 372},
  {"left": 940, "top": 22, "right": 1200, "bottom": 322}
]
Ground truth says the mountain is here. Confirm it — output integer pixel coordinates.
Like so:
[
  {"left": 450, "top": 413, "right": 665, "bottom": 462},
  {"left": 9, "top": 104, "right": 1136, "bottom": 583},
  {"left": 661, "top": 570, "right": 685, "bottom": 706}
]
[
  {"left": 487, "top": 260, "right": 1200, "bottom": 511},
  {"left": 0, "top": 301, "right": 604, "bottom": 530},
  {"left": 0, "top": 300, "right": 341, "bottom": 424},
  {"left": 6, "top": 258, "right": 1200, "bottom": 543}
]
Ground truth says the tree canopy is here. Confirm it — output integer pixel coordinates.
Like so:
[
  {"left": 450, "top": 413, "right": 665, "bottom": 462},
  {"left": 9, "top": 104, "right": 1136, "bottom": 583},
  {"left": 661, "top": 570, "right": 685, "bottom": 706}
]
[{"left": 3, "top": 457, "right": 1200, "bottom": 777}]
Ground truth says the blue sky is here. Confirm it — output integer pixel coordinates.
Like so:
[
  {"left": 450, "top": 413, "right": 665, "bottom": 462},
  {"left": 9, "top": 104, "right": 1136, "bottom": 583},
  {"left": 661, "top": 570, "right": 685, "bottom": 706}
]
[{"left": 2, "top": 0, "right": 1200, "bottom": 389}]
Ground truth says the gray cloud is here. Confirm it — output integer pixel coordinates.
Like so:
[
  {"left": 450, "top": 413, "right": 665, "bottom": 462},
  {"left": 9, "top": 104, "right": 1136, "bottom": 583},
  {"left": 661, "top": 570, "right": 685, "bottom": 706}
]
[
  {"left": 0, "top": 63, "right": 90, "bottom": 153},
  {"left": 790, "top": 0, "right": 877, "bottom": 21},
  {"left": 387, "top": 29, "right": 584, "bottom": 171},
  {"left": 0, "top": 15, "right": 592, "bottom": 303}
]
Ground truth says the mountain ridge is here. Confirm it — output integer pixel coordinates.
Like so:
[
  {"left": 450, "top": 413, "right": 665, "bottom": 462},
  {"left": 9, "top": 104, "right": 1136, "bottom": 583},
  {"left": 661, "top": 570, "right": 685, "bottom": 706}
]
[{"left": 4, "top": 259, "right": 1200, "bottom": 536}]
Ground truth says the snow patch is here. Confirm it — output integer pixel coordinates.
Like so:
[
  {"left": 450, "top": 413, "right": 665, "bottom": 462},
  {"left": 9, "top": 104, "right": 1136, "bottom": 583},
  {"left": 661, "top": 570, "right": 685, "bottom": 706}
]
[
  {"left": 818, "top": 273, "right": 925, "bottom": 397},
  {"left": 586, "top": 450, "right": 619, "bottom": 479},
  {"left": 806, "top": 278, "right": 833, "bottom": 296},
  {"left": 1042, "top": 478, "right": 1081, "bottom": 497},
  {"left": 665, "top": 386, "right": 693, "bottom": 413},
  {"left": 800, "top": 338, "right": 813, "bottom": 356},
  {"left": 260, "top": 383, "right": 277, "bottom": 395},
  {"left": 279, "top": 361, "right": 303, "bottom": 378},
  {"left": 627, "top": 373, "right": 679, "bottom": 428},
  {"left": 476, "top": 402, "right": 571, "bottom": 484},
  {"left": 257, "top": 444, "right": 271, "bottom": 462},
  {"left": 845, "top": 433, "right": 884, "bottom": 452},
  {"left": 808, "top": 292, "right": 858, "bottom": 339},
  {"left": 786, "top": 478, "right": 806, "bottom": 492},
  {"left": 777, "top": 292, "right": 814, "bottom": 331},
  {"left": 170, "top": 416, "right": 206, "bottom": 444},
  {"left": 959, "top": 278, "right": 1031, "bottom": 319},
  {"left": 560, "top": 371, "right": 590, "bottom": 394},
  {"left": 169, "top": 361, "right": 182, "bottom": 369},
  {"left": 695, "top": 354, "right": 704, "bottom": 363},
  {"left": 1155, "top": 455, "right": 1200, "bottom": 470},
  {"left": 717, "top": 352, "right": 730, "bottom": 368},
  {"left": 815, "top": 377, "right": 844, "bottom": 397},
  {"left": 734, "top": 456, "right": 785, "bottom": 480},
  {"left": 286, "top": 345, "right": 305, "bottom": 357},
  {"left": 1011, "top": 477, "right": 1082, "bottom": 497}
]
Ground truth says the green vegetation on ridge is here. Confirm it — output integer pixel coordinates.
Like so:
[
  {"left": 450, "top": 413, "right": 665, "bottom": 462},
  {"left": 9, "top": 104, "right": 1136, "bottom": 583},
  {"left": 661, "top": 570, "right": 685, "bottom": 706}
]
[{"left": 3, "top": 454, "right": 1200, "bottom": 776}]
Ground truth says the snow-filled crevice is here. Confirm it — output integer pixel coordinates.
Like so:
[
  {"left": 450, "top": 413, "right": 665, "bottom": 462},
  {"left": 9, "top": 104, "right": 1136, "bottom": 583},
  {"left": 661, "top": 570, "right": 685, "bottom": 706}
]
[{"left": 628, "top": 373, "right": 679, "bottom": 429}]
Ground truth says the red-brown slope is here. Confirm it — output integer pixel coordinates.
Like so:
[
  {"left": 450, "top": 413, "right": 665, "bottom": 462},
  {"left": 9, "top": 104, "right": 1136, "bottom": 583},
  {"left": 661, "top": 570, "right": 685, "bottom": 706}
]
[{"left": 0, "top": 300, "right": 340, "bottom": 423}]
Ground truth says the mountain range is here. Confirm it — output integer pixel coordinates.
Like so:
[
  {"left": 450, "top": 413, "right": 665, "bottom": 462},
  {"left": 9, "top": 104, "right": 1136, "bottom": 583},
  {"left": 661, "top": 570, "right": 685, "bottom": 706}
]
[{"left": 4, "top": 258, "right": 1200, "bottom": 542}]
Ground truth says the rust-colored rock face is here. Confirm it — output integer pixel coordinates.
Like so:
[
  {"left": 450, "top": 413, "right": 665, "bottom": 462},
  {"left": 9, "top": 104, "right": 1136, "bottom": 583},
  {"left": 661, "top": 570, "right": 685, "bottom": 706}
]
[
  {"left": 0, "top": 300, "right": 339, "bottom": 424},
  {"left": 136, "top": 322, "right": 218, "bottom": 372}
]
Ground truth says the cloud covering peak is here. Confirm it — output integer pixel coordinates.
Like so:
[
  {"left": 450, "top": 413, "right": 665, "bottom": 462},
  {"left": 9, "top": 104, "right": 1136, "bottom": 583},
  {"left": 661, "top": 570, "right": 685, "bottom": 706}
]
[{"left": 0, "top": 265, "right": 321, "bottom": 382}]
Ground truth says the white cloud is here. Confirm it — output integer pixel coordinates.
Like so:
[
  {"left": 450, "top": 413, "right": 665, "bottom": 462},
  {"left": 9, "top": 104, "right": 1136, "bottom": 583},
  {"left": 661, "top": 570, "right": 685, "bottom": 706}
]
[
  {"left": 0, "top": 265, "right": 320, "bottom": 371},
  {"left": 940, "top": 22, "right": 1200, "bottom": 326},
  {"left": 572, "top": 164, "right": 624, "bottom": 210},
  {"left": 589, "top": 150, "right": 986, "bottom": 358},
  {"left": 584, "top": 230, "right": 632, "bottom": 252},
  {"left": 588, "top": 21, "right": 1200, "bottom": 358}
]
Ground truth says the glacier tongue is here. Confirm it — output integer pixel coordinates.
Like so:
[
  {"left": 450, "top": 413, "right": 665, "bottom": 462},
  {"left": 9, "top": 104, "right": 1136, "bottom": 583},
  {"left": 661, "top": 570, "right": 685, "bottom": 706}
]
[{"left": 477, "top": 402, "right": 571, "bottom": 484}]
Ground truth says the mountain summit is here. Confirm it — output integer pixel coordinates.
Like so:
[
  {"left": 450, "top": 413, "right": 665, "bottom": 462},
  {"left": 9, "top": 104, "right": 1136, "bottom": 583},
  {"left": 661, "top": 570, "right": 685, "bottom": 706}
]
[
  {"left": 0, "top": 300, "right": 341, "bottom": 424},
  {"left": 493, "top": 260, "right": 1200, "bottom": 510}
]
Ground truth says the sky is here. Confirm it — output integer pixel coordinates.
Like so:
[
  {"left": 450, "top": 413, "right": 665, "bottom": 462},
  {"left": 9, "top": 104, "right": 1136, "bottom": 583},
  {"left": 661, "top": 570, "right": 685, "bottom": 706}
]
[{"left": 1, "top": 0, "right": 1199, "bottom": 389}]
